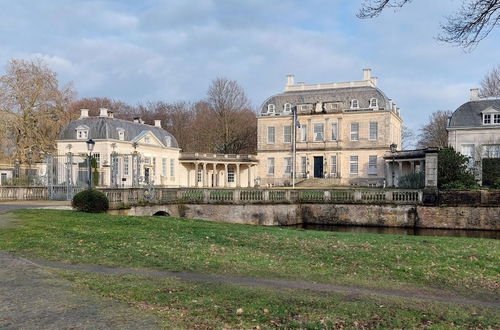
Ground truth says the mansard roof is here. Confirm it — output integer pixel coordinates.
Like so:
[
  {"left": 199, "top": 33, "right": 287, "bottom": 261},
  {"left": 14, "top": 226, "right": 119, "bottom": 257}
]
[
  {"left": 58, "top": 117, "right": 179, "bottom": 148},
  {"left": 259, "top": 86, "right": 393, "bottom": 116},
  {"left": 448, "top": 98, "right": 500, "bottom": 128}
]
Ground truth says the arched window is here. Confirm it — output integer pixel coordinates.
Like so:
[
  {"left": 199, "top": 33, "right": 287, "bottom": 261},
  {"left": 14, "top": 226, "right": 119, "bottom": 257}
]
[
  {"left": 75, "top": 125, "right": 89, "bottom": 140},
  {"left": 267, "top": 104, "right": 275, "bottom": 114},
  {"left": 350, "top": 99, "right": 359, "bottom": 109},
  {"left": 283, "top": 103, "right": 291, "bottom": 113},
  {"left": 370, "top": 98, "right": 378, "bottom": 108}
]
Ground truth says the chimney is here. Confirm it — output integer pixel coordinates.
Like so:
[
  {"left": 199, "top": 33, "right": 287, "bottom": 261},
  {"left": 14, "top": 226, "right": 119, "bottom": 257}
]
[
  {"left": 99, "top": 108, "right": 108, "bottom": 117},
  {"left": 154, "top": 120, "right": 162, "bottom": 128},
  {"left": 470, "top": 88, "right": 480, "bottom": 101},
  {"left": 133, "top": 117, "right": 140, "bottom": 123},
  {"left": 286, "top": 74, "right": 295, "bottom": 86},
  {"left": 108, "top": 111, "right": 114, "bottom": 119},
  {"left": 363, "top": 68, "right": 372, "bottom": 81},
  {"left": 80, "top": 109, "right": 89, "bottom": 118}
]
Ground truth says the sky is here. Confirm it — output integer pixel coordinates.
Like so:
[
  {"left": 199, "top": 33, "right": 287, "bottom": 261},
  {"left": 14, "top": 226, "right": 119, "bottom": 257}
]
[{"left": 0, "top": 0, "right": 498, "bottom": 135}]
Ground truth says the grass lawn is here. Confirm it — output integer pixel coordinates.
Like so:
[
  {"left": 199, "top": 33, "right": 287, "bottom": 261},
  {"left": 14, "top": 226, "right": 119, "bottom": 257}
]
[
  {"left": 0, "top": 209, "right": 498, "bottom": 299},
  {"left": 60, "top": 271, "right": 499, "bottom": 329}
]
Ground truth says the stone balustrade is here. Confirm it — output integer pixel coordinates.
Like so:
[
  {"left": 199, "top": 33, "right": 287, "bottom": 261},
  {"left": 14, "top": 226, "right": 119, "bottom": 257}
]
[
  {"left": 0, "top": 186, "right": 48, "bottom": 200},
  {"left": 99, "top": 187, "right": 423, "bottom": 207}
]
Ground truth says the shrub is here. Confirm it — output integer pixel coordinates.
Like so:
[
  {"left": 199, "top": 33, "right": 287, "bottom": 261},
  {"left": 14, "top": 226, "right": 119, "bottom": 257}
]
[
  {"left": 398, "top": 172, "right": 425, "bottom": 189},
  {"left": 72, "top": 189, "right": 109, "bottom": 213},
  {"left": 482, "top": 158, "right": 500, "bottom": 188},
  {"left": 438, "top": 147, "right": 477, "bottom": 190}
]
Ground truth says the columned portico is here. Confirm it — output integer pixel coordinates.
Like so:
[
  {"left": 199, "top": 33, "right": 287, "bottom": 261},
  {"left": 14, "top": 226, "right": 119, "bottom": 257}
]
[{"left": 179, "top": 153, "right": 258, "bottom": 188}]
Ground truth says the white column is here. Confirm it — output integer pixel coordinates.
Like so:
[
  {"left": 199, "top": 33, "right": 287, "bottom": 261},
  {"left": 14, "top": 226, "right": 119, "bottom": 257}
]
[
  {"left": 236, "top": 163, "right": 241, "bottom": 187},
  {"left": 194, "top": 163, "right": 199, "bottom": 187},
  {"left": 248, "top": 164, "right": 252, "bottom": 187},
  {"left": 224, "top": 163, "right": 228, "bottom": 187},
  {"left": 202, "top": 162, "right": 207, "bottom": 187}
]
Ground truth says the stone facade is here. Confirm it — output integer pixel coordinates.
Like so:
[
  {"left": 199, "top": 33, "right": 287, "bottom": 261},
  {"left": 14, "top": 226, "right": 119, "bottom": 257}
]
[{"left": 256, "top": 69, "right": 402, "bottom": 187}]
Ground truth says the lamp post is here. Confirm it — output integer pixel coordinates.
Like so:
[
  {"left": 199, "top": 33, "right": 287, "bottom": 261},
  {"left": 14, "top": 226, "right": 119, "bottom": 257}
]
[
  {"left": 27, "top": 149, "right": 33, "bottom": 186},
  {"left": 390, "top": 143, "right": 397, "bottom": 187},
  {"left": 86, "top": 139, "right": 95, "bottom": 189}
]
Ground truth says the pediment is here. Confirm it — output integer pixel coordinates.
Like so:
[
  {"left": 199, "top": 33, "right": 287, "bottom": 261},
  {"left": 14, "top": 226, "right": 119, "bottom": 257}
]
[
  {"left": 481, "top": 107, "right": 499, "bottom": 113},
  {"left": 132, "top": 130, "right": 163, "bottom": 146}
]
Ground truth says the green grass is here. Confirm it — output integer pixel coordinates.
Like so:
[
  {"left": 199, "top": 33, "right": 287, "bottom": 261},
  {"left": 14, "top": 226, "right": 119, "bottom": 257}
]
[
  {"left": 61, "top": 271, "right": 499, "bottom": 329},
  {"left": 1, "top": 209, "right": 498, "bottom": 300}
]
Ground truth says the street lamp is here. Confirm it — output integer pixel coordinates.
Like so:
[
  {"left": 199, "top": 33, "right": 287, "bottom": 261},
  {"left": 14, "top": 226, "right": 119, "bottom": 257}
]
[
  {"left": 86, "top": 139, "right": 95, "bottom": 189},
  {"left": 27, "top": 149, "right": 33, "bottom": 186},
  {"left": 390, "top": 143, "right": 397, "bottom": 187}
]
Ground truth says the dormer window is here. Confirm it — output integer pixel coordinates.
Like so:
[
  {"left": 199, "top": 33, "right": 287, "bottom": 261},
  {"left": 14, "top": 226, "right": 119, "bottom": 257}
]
[
  {"left": 116, "top": 128, "right": 125, "bottom": 141},
  {"left": 369, "top": 98, "right": 378, "bottom": 108},
  {"left": 165, "top": 136, "right": 172, "bottom": 147},
  {"left": 482, "top": 108, "right": 500, "bottom": 125},
  {"left": 267, "top": 104, "right": 275, "bottom": 114},
  {"left": 75, "top": 125, "right": 89, "bottom": 140},
  {"left": 350, "top": 99, "right": 359, "bottom": 109},
  {"left": 283, "top": 103, "right": 291, "bottom": 113}
]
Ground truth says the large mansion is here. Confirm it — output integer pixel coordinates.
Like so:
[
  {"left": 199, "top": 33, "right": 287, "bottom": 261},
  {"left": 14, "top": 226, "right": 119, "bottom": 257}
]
[{"left": 256, "top": 69, "right": 402, "bottom": 186}]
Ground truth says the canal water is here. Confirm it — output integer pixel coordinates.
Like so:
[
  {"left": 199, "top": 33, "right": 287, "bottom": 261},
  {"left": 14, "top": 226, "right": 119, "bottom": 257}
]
[{"left": 292, "top": 224, "right": 499, "bottom": 239}]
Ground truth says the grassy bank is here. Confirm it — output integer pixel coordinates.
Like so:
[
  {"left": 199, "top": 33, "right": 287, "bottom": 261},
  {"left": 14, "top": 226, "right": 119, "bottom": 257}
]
[
  {"left": 0, "top": 210, "right": 498, "bottom": 299},
  {"left": 60, "top": 271, "right": 499, "bottom": 329}
]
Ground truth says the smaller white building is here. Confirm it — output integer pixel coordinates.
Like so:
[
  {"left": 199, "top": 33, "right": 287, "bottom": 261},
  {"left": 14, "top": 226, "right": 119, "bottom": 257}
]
[{"left": 447, "top": 89, "right": 500, "bottom": 184}]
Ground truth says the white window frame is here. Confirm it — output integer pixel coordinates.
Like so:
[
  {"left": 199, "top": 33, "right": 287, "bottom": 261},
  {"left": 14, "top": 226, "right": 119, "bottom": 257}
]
[
  {"left": 331, "top": 122, "right": 338, "bottom": 141},
  {"left": 349, "top": 155, "right": 358, "bottom": 174},
  {"left": 267, "top": 104, "right": 275, "bottom": 114},
  {"left": 350, "top": 99, "right": 359, "bottom": 109},
  {"left": 300, "top": 124, "right": 307, "bottom": 142},
  {"left": 461, "top": 144, "right": 475, "bottom": 168},
  {"left": 350, "top": 123, "right": 359, "bottom": 141},
  {"left": 267, "top": 157, "right": 275, "bottom": 175},
  {"left": 228, "top": 167, "right": 235, "bottom": 183},
  {"left": 93, "top": 153, "right": 101, "bottom": 168},
  {"left": 76, "top": 125, "right": 89, "bottom": 140},
  {"left": 284, "top": 157, "right": 292, "bottom": 174},
  {"left": 483, "top": 114, "right": 491, "bottom": 124},
  {"left": 267, "top": 126, "right": 275, "bottom": 144},
  {"left": 313, "top": 123, "right": 324, "bottom": 142},
  {"left": 494, "top": 113, "right": 500, "bottom": 124},
  {"left": 165, "top": 136, "right": 172, "bottom": 147},
  {"left": 283, "top": 125, "right": 292, "bottom": 143},
  {"left": 123, "top": 157, "right": 129, "bottom": 176},
  {"left": 117, "top": 128, "right": 125, "bottom": 141},
  {"left": 369, "top": 98, "right": 378, "bottom": 108},
  {"left": 162, "top": 158, "right": 167, "bottom": 176},
  {"left": 368, "top": 155, "right": 377, "bottom": 175},
  {"left": 170, "top": 159, "right": 175, "bottom": 179},
  {"left": 369, "top": 122, "right": 378, "bottom": 140},
  {"left": 283, "top": 103, "right": 292, "bottom": 113},
  {"left": 301, "top": 156, "right": 307, "bottom": 175},
  {"left": 330, "top": 155, "right": 337, "bottom": 176}
]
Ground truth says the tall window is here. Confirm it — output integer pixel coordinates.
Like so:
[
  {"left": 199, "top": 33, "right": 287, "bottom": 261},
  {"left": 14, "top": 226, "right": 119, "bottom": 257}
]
[
  {"left": 123, "top": 157, "right": 129, "bottom": 175},
  {"left": 283, "top": 125, "right": 292, "bottom": 143},
  {"left": 482, "top": 145, "right": 500, "bottom": 158},
  {"left": 228, "top": 168, "right": 235, "bottom": 183},
  {"left": 267, "top": 104, "right": 275, "bottom": 114},
  {"left": 350, "top": 123, "right": 359, "bottom": 141},
  {"left": 300, "top": 124, "right": 307, "bottom": 142},
  {"left": 284, "top": 157, "right": 292, "bottom": 174},
  {"left": 93, "top": 153, "right": 101, "bottom": 167},
  {"left": 370, "top": 98, "right": 378, "bottom": 108},
  {"left": 369, "top": 122, "right": 378, "bottom": 140},
  {"left": 267, "top": 126, "right": 275, "bottom": 144},
  {"left": 349, "top": 156, "right": 358, "bottom": 174},
  {"left": 461, "top": 144, "right": 475, "bottom": 168},
  {"left": 162, "top": 158, "right": 167, "bottom": 176},
  {"left": 284, "top": 103, "right": 291, "bottom": 112},
  {"left": 494, "top": 114, "right": 500, "bottom": 124},
  {"left": 170, "top": 159, "right": 175, "bottom": 179},
  {"left": 301, "top": 156, "right": 307, "bottom": 175},
  {"left": 331, "top": 122, "right": 338, "bottom": 141},
  {"left": 197, "top": 168, "right": 202, "bottom": 183},
  {"left": 117, "top": 128, "right": 125, "bottom": 140},
  {"left": 313, "top": 123, "right": 324, "bottom": 142},
  {"left": 350, "top": 99, "right": 359, "bottom": 109},
  {"left": 267, "top": 158, "right": 275, "bottom": 175},
  {"left": 330, "top": 155, "right": 337, "bottom": 176},
  {"left": 368, "top": 155, "right": 377, "bottom": 175}
]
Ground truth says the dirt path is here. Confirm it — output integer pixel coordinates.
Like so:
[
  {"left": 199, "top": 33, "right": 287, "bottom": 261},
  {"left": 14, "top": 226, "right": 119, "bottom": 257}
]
[{"left": 28, "top": 255, "right": 500, "bottom": 309}]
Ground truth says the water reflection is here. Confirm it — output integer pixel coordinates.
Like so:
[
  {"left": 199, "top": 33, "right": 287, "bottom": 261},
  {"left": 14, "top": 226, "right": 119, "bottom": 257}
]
[{"left": 290, "top": 224, "right": 499, "bottom": 239}]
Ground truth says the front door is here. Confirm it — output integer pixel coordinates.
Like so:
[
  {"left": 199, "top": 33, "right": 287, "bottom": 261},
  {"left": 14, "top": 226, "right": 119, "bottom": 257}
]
[
  {"left": 144, "top": 168, "right": 151, "bottom": 183},
  {"left": 313, "top": 156, "right": 323, "bottom": 178}
]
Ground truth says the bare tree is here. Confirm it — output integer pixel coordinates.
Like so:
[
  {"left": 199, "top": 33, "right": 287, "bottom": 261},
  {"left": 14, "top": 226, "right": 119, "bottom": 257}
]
[
  {"left": 68, "top": 97, "right": 132, "bottom": 119},
  {"left": 358, "top": 0, "right": 500, "bottom": 49},
  {"left": 417, "top": 110, "right": 452, "bottom": 148},
  {"left": 401, "top": 124, "right": 416, "bottom": 149},
  {"left": 207, "top": 78, "right": 256, "bottom": 154},
  {"left": 0, "top": 58, "right": 75, "bottom": 162},
  {"left": 480, "top": 65, "right": 500, "bottom": 97}
]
